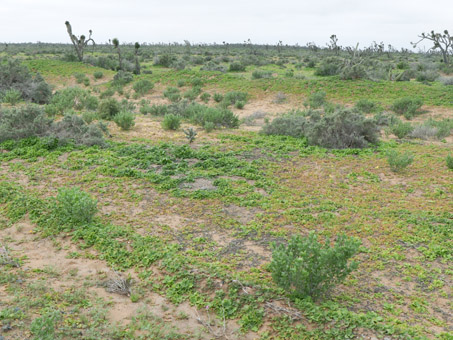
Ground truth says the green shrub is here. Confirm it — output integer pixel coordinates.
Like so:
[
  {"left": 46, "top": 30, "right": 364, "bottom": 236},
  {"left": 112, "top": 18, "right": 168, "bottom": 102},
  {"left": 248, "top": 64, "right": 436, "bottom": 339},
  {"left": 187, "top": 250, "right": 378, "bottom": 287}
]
[
  {"left": 1, "top": 89, "right": 22, "bottom": 105},
  {"left": 228, "top": 62, "right": 246, "bottom": 72},
  {"left": 446, "top": 155, "right": 453, "bottom": 170},
  {"left": 162, "top": 114, "right": 181, "bottom": 130},
  {"left": 93, "top": 71, "right": 104, "bottom": 79},
  {"left": 163, "top": 86, "right": 181, "bottom": 103},
  {"left": 355, "top": 99, "right": 379, "bottom": 113},
  {"left": 305, "top": 91, "right": 327, "bottom": 109},
  {"left": 177, "top": 79, "right": 186, "bottom": 87},
  {"left": 133, "top": 79, "right": 154, "bottom": 96},
  {"left": 235, "top": 100, "right": 245, "bottom": 109},
  {"left": 204, "top": 121, "right": 215, "bottom": 132},
  {"left": 200, "top": 92, "right": 211, "bottom": 103},
  {"left": 213, "top": 93, "right": 223, "bottom": 103},
  {"left": 74, "top": 72, "right": 86, "bottom": 84},
  {"left": 98, "top": 98, "right": 121, "bottom": 120},
  {"left": 270, "top": 232, "right": 360, "bottom": 300},
  {"left": 141, "top": 104, "right": 168, "bottom": 116},
  {"left": 252, "top": 69, "right": 273, "bottom": 79},
  {"left": 389, "top": 121, "right": 414, "bottom": 139},
  {"left": 154, "top": 54, "right": 177, "bottom": 68},
  {"left": 113, "top": 111, "right": 135, "bottom": 130},
  {"left": 183, "top": 87, "right": 201, "bottom": 101},
  {"left": 191, "top": 78, "right": 204, "bottom": 87},
  {"left": 49, "top": 87, "right": 98, "bottom": 113},
  {"left": 314, "top": 57, "right": 342, "bottom": 76},
  {"left": 387, "top": 150, "right": 414, "bottom": 172},
  {"left": 391, "top": 97, "right": 423, "bottom": 119},
  {"left": 56, "top": 187, "right": 97, "bottom": 226},
  {"left": 186, "top": 104, "right": 239, "bottom": 129},
  {"left": 222, "top": 91, "right": 248, "bottom": 107}
]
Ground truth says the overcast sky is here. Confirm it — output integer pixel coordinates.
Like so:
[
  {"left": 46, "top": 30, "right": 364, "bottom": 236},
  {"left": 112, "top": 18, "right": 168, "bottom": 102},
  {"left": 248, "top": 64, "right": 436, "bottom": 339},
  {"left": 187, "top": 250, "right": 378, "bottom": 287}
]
[{"left": 1, "top": 0, "right": 452, "bottom": 50}]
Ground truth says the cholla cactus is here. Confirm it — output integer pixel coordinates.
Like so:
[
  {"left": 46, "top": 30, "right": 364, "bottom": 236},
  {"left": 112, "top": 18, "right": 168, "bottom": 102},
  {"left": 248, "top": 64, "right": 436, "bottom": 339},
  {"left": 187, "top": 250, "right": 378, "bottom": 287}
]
[{"left": 183, "top": 127, "right": 197, "bottom": 143}]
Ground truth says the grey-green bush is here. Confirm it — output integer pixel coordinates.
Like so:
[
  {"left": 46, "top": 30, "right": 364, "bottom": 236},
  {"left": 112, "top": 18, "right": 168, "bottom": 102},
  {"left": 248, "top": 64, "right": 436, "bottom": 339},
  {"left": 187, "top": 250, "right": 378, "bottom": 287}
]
[
  {"left": 389, "top": 121, "right": 413, "bottom": 139},
  {"left": 133, "top": 79, "right": 154, "bottom": 96},
  {"left": 98, "top": 98, "right": 121, "bottom": 120},
  {"left": 446, "top": 155, "right": 453, "bottom": 170},
  {"left": 270, "top": 232, "right": 361, "bottom": 300}
]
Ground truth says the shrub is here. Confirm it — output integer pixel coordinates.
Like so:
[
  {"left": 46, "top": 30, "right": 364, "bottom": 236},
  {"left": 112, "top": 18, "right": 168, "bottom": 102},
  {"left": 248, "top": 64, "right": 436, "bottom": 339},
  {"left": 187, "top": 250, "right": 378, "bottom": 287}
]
[
  {"left": 163, "top": 86, "right": 181, "bottom": 103},
  {"left": 409, "top": 124, "right": 438, "bottom": 140},
  {"left": 93, "top": 71, "right": 104, "bottom": 79},
  {"left": 416, "top": 70, "right": 439, "bottom": 82},
  {"left": 132, "top": 79, "right": 154, "bottom": 96},
  {"left": 186, "top": 104, "right": 239, "bottom": 129},
  {"left": 183, "top": 87, "right": 201, "bottom": 101},
  {"left": 305, "top": 91, "right": 327, "bottom": 109},
  {"left": 0, "top": 105, "right": 52, "bottom": 142},
  {"left": 56, "top": 187, "right": 97, "bottom": 226},
  {"left": 439, "top": 76, "right": 453, "bottom": 86},
  {"left": 446, "top": 155, "right": 453, "bottom": 170},
  {"left": 387, "top": 150, "right": 414, "bottom": 172},
  {"left": 391, "top": 97, "right": 423, "bottom": 119},
  {"left": 228, "top": 62, "right": 246, "bottom": 72},
  {"left": 162, "top": 114, "right": 181, "bottom": 130},
  {"left": 113, "top": 111, "right": 135, "bottom": 130},
  {"left": 389, "top": 121, "right": 414, "bottom": 139},
  {"left": 50, "top": 114, "right": 106, "bottom": 146},
  {"left": 252, "top": 69, "right": 273, "bottom": 79},
  {"left": 314, "top": 57, "right": 342, "bottom": 76},
  {"left": 262, "top": 108, "right": 379, "bottom": 149},
  {"left": 1, "top": 89, "right": 22, "bottom": 105},
  {"left": 113, "top": 70, "right": 134, "bottom": 85},
  {"left": 0, "top": 59, "right": 51, "bottom": 104},
  {"left": 74, "top": 72, "right": 86, "bottom": 84},
  {"left": 204, "top": 121, "right": 215, "bottom": 132},
  {"left": 200, "top": 92, "right": 211, "bottom": 103},
  {"left": 235, "top": 100, "right": 245, "bottom": 109},
  {"left": 262, "top": 115, "right": 307, "bottom": 138},
  {"left": 270, "top": 232, "right": 361, "bottom": 300},
  {"left": 222, "top": 91, "right": 248, "bottom": 107},
  {"left": 355, "top": 99, "right": 379, "bottom": 113},
  {"left": 340, "top": 64, "right": 367, "bottom": 80},
  {"left": 141, "top": 104, "right": 168, "bottom": 116},
  {"left": 213, "top": 93, "right": 223, "bottom": 103},
  {"left": 49, "top": 87, "right": 98, "bottom": 113},
  {"left": 305, "top": 108, "right": 379, "bottom": 149},
  {"left": 177, "top": 79, "right": 186, "bottom": 87},
  {"left": 98, "top": 98, "right": 121, "bottom": 120},
  {"left": 154, "top": 54, "right": 177, "bottom": 68}
]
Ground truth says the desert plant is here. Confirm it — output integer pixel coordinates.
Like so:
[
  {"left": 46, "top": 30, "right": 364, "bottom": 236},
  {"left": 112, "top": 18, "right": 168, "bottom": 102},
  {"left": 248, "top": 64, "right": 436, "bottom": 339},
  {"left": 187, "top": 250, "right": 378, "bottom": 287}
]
[
  {"left": 439, "top": 76, "right": 453, "bottom": 85},
  {"left": 387, "top": 150, "right": 414, "bottom": 172},
  {"left": 93, "top": 71, "right": 103, "bottom": 79},
  {"left": 391, "top": 97, "right": 423, "bottom": 119},
  {"left": 221, "top": 91, "right": 248, "bottom": 107},
  {"left": 132, "top": 79, "right": 153, "bottom": 96},
  {"left": 98, "top": 98, "right": 121, "bottom": 120},
  {"left": 306, "top": 108, "right": 379, "bottom": 148},
  {"left": 0, "top": 59, "right": 51, "bottom": 104},
  {"left": 355, "top": 99, "right": 379, "bottom": 113},
  {"left": 262, "top": 114, "right": 307, "bottom": 138},
  {"left": 1, "top": 89, "right": 22, "bottom": 105},
  {"left": 270, "top": 232, "right": 361, "bottom": 300},
  {"left": 305, "top": 91, "right": 327, "bottom": 109},
  {"left": 409, "top": 124, "right": 439, "bottom": 140},
  {"left": 113, "top": 111, "right": 135, "bottom": 130},
  {"left": 0, "top": 105, "right": 52, "bottom": 142},
  {"left": 213, "top": 93, "right": 224, "bottom": 103},
  {"left": 64, "top": 21, "right": 94, "bottom": 61},
  {"left": 113, "top": 70, "right": 134, "bottom": 85},
  {"left": 252, "top": 69, "right": 273, "bottom": 79},
  {"left": 389, "top": 121, "right": 414, "bottom": 139},
  {"left": 163, "top": 86, "right": 181, "bottom": 103},
  {"left": 56, "top": 187, "right": 98, "bottom": 226},
  {"left": 183, "top": 127, "right": 197, "bottom": 143},
  {"left": 162, "top": 114, "right": 181, "bottom": 130},
  {"left": 446, "top": 155, "right": 453, "bottom": 170},
  {"left": 204, "top": 121, "right": 215, "bottom": 132},
  {"left": 200, "top": 92, "right": 211, "bottom": 103},
  {"left": 50, "top": 114, "right": 106, "bottom": 146},
  {"left": 228, "top": 62, "right": 246, "bottom": 72},
  {"left": 235, "top": 100, "right": 245, "bottom": 109}
]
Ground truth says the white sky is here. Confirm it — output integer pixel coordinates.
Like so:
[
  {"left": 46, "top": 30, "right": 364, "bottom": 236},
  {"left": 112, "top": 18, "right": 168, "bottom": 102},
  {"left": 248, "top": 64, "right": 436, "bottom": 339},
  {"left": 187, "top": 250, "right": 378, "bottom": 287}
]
[{"left": 1, "top": 0, "right": 452, "bottom": 50}]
